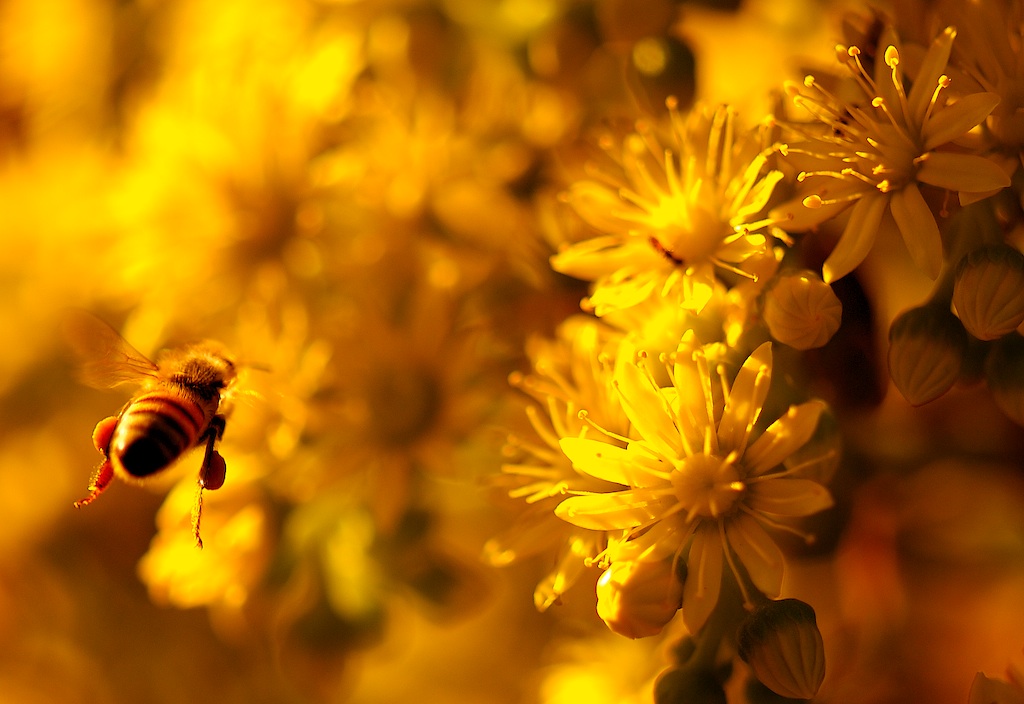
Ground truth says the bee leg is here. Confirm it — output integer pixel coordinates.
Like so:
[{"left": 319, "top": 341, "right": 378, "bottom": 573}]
[
  {"left": 75, "top": 416, "right": 119, "bottom": 509},
  {"left": 91, "top": 415, "right": 119, "bottom": 454},
  {"left": 74, "top": 458, "right": 114, "bottom": 508},
  {"left": 191, "top": 421, "right": 228, "bottom": 549}
]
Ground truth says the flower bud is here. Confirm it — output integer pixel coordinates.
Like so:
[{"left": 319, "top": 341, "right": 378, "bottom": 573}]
[
  {"left": 596, "top": 558, "right": 683, "bottom": 639},
  {"left": 654, "top": 666, "right": 727, "bottom": 704},
  {"left": 985, "top": 333, "right": 1024, "bottom": 426},
  {"left": 888, "top": 305, "right": 968, "bottom": 405},
  {"left": 737, "top": 598, "right": 826, "bottom": 700},
  {"left": 763, "top": 270, "right": 842, "bottom": 350},
  {"left": 953, "top": 245, "right": 1024, "bottom": 341}
]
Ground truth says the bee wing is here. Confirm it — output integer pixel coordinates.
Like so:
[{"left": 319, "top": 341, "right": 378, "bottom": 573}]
[{"left": 62, "top": 310, "right": 160, "bottom": 388}]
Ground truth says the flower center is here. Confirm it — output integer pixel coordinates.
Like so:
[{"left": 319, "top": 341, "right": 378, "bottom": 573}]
[
  {"left": 671, "top": 453, "right": 746, "bottom": 519},
  {"left": 649, "top": 202, "right": 727, "bottom": 268}
]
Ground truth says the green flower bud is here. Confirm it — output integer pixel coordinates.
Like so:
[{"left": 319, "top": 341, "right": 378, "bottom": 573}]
[
  {"left": 654, "top": 666, "right": 727, "bottom": 704},
  {"left": 737, "top": 598, "right": 826, "bottom": 700},
  {"left": 888, "top": 305, "right": 968, "bottom": 405},
  {"left": 985, "top": 333, "right": 1024, "bottom": 426},
  {"left": 953, "top": 245, "right": 1024, "bottom": 341},
  {"left": 596, "top": 558, "right": 682, "bottom": 639},
  {"left": 763, "top": 270, "right": 842, "bottom": 350}
]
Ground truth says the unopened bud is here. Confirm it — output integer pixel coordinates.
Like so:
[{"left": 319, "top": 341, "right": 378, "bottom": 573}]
[
  {"left": 985, "top": 333, "right": 1024, "bottom": 426},
  {"left": 654, "top": 666, "right": 727, "bottom": 704},
  {"left": 596, "top": 558, "right": 682, "bottom": 639},
  {"left": 763, "top": 270, "right": 842, "bottom": 350},
  {"left": 737, "top": 598, "right": 826, "bottom": 700},
  {"left": 953, "top": 245, "right": 1024, "bottom": 341},
  {"left": 888, "top": 305, "right": 968, "bottom": 405}
]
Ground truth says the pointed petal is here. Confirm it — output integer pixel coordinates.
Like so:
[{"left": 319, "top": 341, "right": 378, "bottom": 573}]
[
  {"left": 822, "top": 193, "right": 887, "bottom": 283},
  {"left": 555, "top": 491, "right": 671, "bottom": 530},
  {"left": 718, "top": 343, "right": 773, "bottom": 455},
  {"left": 615, "top": 360, "right": 682, "bottom": 460},
  {"left": 917, "top": 152, "right": 1011, "bottom": 193},
  {"left": 726, "top": 514, "right": 784, "bottom": 597},
  {"left": 587, "top": 271, "right": 661, "bottom": 315},
  {"left": 908, "top": 27, "right": 956, "bottom": 124},
  {"left": 682, "top": 525, "right": 724, "bottom": 633},
  {"left": 923, "top": 92, "right": 1000, "bottom": 150},
  {"left": 565, "top": 181, "right": 634, "bottom": 234},
  {"left": 559, "top": 438, "right": 654, "bottom": 487},
  {"left": 747, "top": 478, "right": 833, "bottom": 517},
  {"left": 745, "top": 401, "right": 826, "bottom": 475},
  {"left": 890, "top": 183, "right": 943, "bottom": 279}
]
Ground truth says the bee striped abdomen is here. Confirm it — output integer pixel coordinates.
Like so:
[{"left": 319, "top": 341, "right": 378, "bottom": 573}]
[{"left": 110, "top": 390, "right": 207, "bottom": 478}]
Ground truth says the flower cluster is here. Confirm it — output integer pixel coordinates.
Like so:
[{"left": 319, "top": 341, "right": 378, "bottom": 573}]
[{"left": 5, "top": 0, "right": 1024, "bottom": 703}]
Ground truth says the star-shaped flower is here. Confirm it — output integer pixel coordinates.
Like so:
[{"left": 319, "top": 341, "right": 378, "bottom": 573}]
[
  {"left": 773, "top": 27, "right": 1010, "bottom": 283},
  {"left": 554, "top": 339, "right": 833, "bottom": 632},
  {"left": 552, "top": 104, "right": 783, "bottom": 316}
]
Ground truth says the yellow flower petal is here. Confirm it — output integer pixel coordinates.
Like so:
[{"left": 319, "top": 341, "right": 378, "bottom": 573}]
[
  {"left": 745, "top": 401, "right": 826, "bottom": 475},
  {"left": 555, "top": 492, "right": 671, "bottom": 531},
  {"left": 559, "top": 438, "right": 661, "bottom": 488},
  {"left": 615, "top": 360, "right": 683, "bottom": 460},
  {"left": 822, "top": 193, "right": 887, "bottom": 283},
  {"left": 908, "top": 27, "right": 956, "bottom": 123},
  {"left": 726, "top": 514, "right": 784, "bottom": 597},
  {"left": 682, "top": 524, "right": 724, "bottom": 633},
  {"left": 747, "top": 478, "right": 833, "bottom": 517},
  {"left": 916, "top": 152, "right": 1011, "bottom": 193},
  {"left": 890, "top": 183, "right": 942, "bottom": 279},
  {"left": 551, "top": 237, "right": 663, "bottom": 280},
  {"left": 923, "top": 92, "right": 1001, "bottom": 150},
  {"left": 718, "top": 342, "right": 772, "bottom": 455}
]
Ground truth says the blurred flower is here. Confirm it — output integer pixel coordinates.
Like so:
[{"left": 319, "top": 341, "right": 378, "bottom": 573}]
[
  {"left": 555, "top": 339, "right": 833, "bottom": 632},
  {"left": 539, "top": 629, "right": 663, "bottom": 704},
  {"left": 485, "top": 316, "right": 627, "bottom": 610},
  {"left": 944, "top": 0, "right": 1024, "bottom": 153},
  {"left": 774, "top": 27, "right": 1009, "bottom": 282},
  {"left": 138, "top": 458, "right": 273, "bottom": 617}
]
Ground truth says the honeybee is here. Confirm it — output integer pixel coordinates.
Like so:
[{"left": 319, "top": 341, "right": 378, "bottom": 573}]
[{"left": 65, "top": 312, "right": 238, "bottom": 548}]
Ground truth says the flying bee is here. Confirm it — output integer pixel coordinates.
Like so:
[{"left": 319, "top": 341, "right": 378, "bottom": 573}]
[{"left": 64, "top": 311, "right": 238, "bottom": 548}]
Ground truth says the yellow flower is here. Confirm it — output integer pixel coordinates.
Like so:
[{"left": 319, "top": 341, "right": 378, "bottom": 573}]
[
  {"left": 138, "top": 465, "right": 272, "bottom": 615},
  {"left": 943, "top": 0, "right": 1024, "bottom": 151},
  {"left": 485, "top": 316, "right": 628, "bottom": 610},
  {"left": 774, "top": 27, "right": 1010, "bottom": 283},
  {"left": 554, "top": 339, "right": 833, "bottom": 632},
  {"left": 551, "top": 103, "right": 783, "bottom": 316}
]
